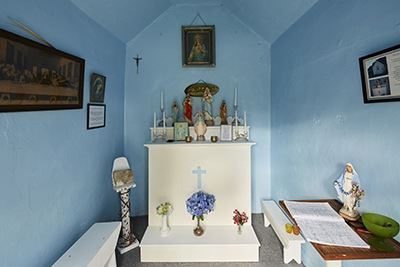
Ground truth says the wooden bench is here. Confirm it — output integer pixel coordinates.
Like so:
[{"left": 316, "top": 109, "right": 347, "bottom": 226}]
[
  {"left": 53, "top": 222, "right": 121, "bottom": 267},
  {"left": 261, "top": 200, "right": 305, "bottom": 264}
]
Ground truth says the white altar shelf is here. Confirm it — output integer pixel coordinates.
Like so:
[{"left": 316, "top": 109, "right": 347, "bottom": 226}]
[
  {"left": 150, "top": 125, "right": 250, "bottom": 141},
  {"left": 140, "top": 225, "right": 260, "bottom": 262},
  {"left": 146, "top": 141, "right": 255, "bottom": 147}
]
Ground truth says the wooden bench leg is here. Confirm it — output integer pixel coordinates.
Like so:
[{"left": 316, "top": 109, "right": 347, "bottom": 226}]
[
  {"left": 264, "top": 214, "right": 271, "bottom": 227},
  {"left": 283, "top": 243, "right": 302, "bottom": 264}
]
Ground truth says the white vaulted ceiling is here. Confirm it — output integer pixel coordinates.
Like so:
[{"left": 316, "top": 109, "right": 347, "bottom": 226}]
[{"left": 69, "top": 0, "right": 319, "bottom": 44}]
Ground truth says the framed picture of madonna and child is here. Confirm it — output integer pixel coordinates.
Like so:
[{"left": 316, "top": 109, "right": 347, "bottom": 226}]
[
  {"left": 0, "top": 28, "right": 85, "bottom": 112},
  {"left": 182, "top": 25, "right": 215, "bottom": 67}
]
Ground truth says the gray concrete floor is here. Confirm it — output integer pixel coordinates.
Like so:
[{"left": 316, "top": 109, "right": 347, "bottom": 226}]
[{"left": 117, "top": 214, "right": 304, "bottom": 267}]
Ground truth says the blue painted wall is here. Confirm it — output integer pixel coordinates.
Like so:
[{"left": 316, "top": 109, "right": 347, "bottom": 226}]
[
  {"left": 271, "top": 0, "right": 400, "bottom": 266},
  {"left": 0, "top": 1, "right": 125, "bottom": 266},
  {"left": 124, "top": 4, "right": 271, "bottom": 216}
]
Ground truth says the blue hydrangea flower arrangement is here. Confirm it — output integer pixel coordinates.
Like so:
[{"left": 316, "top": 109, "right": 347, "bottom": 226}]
[{"left": 186, "top": 191, "right": 215, "bottom": 221}]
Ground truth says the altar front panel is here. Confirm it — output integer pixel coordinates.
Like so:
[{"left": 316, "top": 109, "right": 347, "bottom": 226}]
[{"left": 146, "top": 142, "right": 255, "bottom": 226}]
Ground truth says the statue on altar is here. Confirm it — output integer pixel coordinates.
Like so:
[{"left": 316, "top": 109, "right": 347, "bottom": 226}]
[
  {"left": 172, "top": 100, "right": 179, "bottom": 124},
  {"left": 194, "top": 112, "right": 207, "bottom": 141},
  {"left": 183, "top": 93, "right": 193, "bottom": 125},
  {"left": 334, "top": 163, "right": 365, "bottom": 221},
  {"left": 220, "top": 100, "right": 228, "bottom": 125},
  {"left": 202, "top": 87, "right": 214, "bottom": 126}
]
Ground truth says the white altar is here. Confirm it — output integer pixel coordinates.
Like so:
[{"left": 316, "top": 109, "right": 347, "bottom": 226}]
[{"left": 140, "top": 141, "right": 260, "bottom": 262}]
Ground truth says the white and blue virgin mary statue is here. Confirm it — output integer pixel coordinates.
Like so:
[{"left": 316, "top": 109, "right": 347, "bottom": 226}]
[
  {"left": 334, "top": 163, "right": 360, "bottom": 203},
  {"left": 202, "top": 87, "right": 213, "bottom": 125}
]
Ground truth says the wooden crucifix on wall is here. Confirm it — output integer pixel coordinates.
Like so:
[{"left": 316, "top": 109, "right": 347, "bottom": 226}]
[{"left": 132, "top": 54, "right": 142, "bottom": 74}]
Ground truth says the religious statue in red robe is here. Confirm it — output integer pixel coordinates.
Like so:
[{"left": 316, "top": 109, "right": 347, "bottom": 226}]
[{"left": 183, "top": 93, "right": 193, "bottom": 125}]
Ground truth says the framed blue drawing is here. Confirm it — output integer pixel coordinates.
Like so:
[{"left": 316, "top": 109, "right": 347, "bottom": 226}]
[{"left": 174, "top": 122, "right": 189, "bottom": 141}]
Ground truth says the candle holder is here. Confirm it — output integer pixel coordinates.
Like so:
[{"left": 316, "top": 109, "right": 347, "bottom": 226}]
[
  {"left": 234, "top": 127, "right": 249, "bottom": 142},
  {"left": 152, "top": 127, "right": 167, "bottom": 142}
]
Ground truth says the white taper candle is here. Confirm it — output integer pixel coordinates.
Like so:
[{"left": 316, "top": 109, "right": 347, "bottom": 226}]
[
  {"left": 160, "top": 91, "right": 164, "bottom": 111},
  {"left": 153, "top": 112, "right": 156, "bottom": 128},
  {"left": 235, "top": 110, "right": 238, "bottom": 128},
  {"left": 234, "top": 88, "right": 237, "bottom": 107},
  {"left": 244, "top": 111, "right": 247, "bottom": 129}
]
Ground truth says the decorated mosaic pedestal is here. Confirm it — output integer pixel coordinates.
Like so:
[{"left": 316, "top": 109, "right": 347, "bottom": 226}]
[{"left": 117, "top": 188, "right": 139, "bottom": 253}]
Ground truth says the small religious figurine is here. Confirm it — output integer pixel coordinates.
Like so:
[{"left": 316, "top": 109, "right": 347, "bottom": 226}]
[
  {"left": 334, "top": 163, "right": 365, "bottom": 221},
  {"left": 220, "top": 100, "right": 228, "bottom": 125},
  {"left": 202, "top": 87, "right": 214, "bottom": 126},
  {"left": 183, "top": 93, "right": 193, "bottom": 125},
  {"left": 194, "top": 112, "right": 207, "bottom": 141},
  {"left": 171, "top": 100, "right": 179, "bottom": 124}
]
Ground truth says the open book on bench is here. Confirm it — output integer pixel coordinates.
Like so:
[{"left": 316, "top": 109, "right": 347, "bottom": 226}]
[{"left": 284, "top": 201, "right": 369, "bottom": 248}]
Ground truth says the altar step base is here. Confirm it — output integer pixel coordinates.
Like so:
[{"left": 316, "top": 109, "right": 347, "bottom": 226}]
[{"left": 140, "top": 225, "right": 260, "bottom": 262}]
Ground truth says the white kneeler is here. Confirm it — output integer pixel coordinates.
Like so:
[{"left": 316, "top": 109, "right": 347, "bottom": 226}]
[
  {"left": 261, "top": 200, "right": 305, "bottom": 264},
  {"left": 53, "top": 222, "right": 121, "bottom": 267}
]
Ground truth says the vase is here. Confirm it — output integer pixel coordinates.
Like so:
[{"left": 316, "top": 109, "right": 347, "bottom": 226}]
[
  {"left": 193, "top": 216, "right": 205, "bottom": 236},
  {"left": 237, "top": 224, "right": 243, "bottom": 235},
  {"left": 160, "top": 214, "right": 170, "bottom": 236}
]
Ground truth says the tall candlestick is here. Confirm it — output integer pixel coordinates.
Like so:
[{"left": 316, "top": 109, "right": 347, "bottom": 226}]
[
  {"left": 235, "top": 110, "right": 238, "bottom": 128},
  {"left": 234, "top": 88, "right": 237, "bottom": 107},
  {"left": 160, "top": 91, "right": 164, "bottom": 111},
  {"left": 153, "top": 112, "right": 156, "bottom": 129},
  {"left": 162, "top": 111, "right": 166, "bottom": 128},
  {"left": 244, "top": 111, "right": 247, "bottom": 129}
]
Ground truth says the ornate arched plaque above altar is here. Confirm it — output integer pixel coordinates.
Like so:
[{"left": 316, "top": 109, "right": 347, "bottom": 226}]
[{"left": 184, "top": 81, "right": 219, "bottom": 97}]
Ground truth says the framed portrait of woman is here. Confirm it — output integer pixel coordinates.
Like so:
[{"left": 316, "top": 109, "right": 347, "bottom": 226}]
[{"left": 182, "top": 25, "right": 215, "bottom": 67}]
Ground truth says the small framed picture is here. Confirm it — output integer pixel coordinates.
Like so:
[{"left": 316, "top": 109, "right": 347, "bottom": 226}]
[
  {"left": 182, "top": 25, "right": 215, "bottom": 67},
  {"left": 220, "top": 125, "right": 232, "bottom": 141},
  {"left": 174, "top": 122, "right": 189, "bottom": 141},
  {"left": 90, "top": 73, "right": 106, "bottom": 103},
  {"left": 87, "top": 104, "right": 106, "bottom": 129},
  {"left": 359, "top": 43, "right": 400, "bottom": 103}
]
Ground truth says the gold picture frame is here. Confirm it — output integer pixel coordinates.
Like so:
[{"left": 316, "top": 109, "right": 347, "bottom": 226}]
[{"left": 182, "top": 25, "right": 215, "bottom": 67}]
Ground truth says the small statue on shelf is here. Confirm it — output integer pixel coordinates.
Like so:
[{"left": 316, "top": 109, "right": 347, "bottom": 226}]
[
  {"left": 202, "top": 87, "right": 214, "bottom": 126},
  {"left": 183, "top": 93, "right": 193, "bottom": 125},
  {"left": 334, "top": 163, "right": 365, "bottom": 221},
  {"left": 171, "top": 100, "right": 179, "bottom": 124},
  {"left": 220, "top": 100, "right": 228, "bottom": 125},
  {"left": 194, "top": 112, "right": 207, "bottom": 141}
]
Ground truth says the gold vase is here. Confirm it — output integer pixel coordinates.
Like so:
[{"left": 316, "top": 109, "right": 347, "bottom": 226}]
[{"left": 193, "top": 217, "right": 205, "bottom": 236}]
